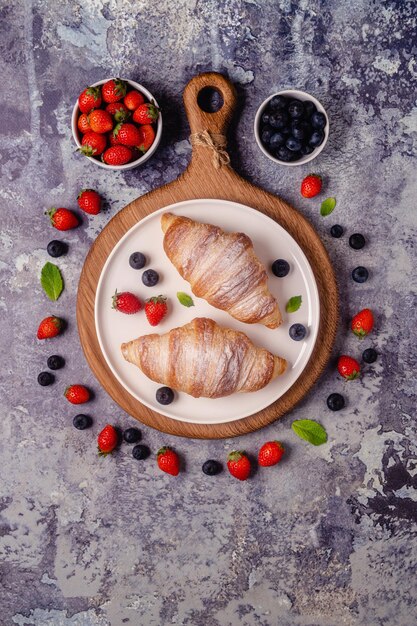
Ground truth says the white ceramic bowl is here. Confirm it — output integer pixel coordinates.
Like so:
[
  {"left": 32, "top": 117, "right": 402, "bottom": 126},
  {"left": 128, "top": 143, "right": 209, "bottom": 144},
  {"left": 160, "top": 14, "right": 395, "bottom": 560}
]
[
  {"left": 71, "top": 77, "right": 163, "bottom": 171},
  {"left": 254, "top": 89, "right": 329, "bottom": 166}
]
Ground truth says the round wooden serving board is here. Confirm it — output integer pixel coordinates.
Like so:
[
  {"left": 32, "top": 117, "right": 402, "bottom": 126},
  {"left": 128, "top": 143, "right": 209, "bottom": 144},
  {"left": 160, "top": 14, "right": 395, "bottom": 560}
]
[{"left": 77, "top": 72, "right": 339, "bottom": 439}]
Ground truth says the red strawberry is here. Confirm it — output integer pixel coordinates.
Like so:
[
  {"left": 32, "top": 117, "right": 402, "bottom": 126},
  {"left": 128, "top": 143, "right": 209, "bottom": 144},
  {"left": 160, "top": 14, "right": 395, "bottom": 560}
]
[
  {"left": 112, "top": 289, "right": 142, "bottom": 314},
  {"left": 351, "top": 308, "right": 374, "bottom": 338},
  {"left": 258, "top": 441, "right": 285, "bottom": 467},
  {"left": 227, "top": 451, "right": 251, "bottom": 481},
  {"left": 77, "top": 189, "right": 101, "bottom": 215},
  {"left": 138, "top": 124, "right": 155, "bottom": 153},
  {"left": 144, "top": 296, "right": 167, "bottom": 326},
  {"left": 80, "top": 131, "right": 107, "bottom": 157},
  {"left": 78, "top": 86, "right": 102, "bottom": 113},
  {"left": 105, "top": 101, "right": 130, "bottom": 122},
  {"left": 102, "top": 78, "right": 127, "bottom": 103},
  {"left": 338, "top": 355, "right": 361, "bottom": 380},
  {"left": 124, "top": 90, "right": 145, "bottom": 111},
  {"left": 98, "top": 424, "right": 118, "bottom": 456},
  {"left": 102, "top": 145, "right": 133, "bottom": 166},
  {"left": 64, "top": 384, "right": 90, "bottom": 404},
  {"left": 113, "top": 123, "right": 142, "bottom": 147},
  {"left": 132, "top": 102, "right": 159, "bottom": 125},
  {"left": 88, "top": 109, "right": 113, "bottom": 134},
  {"left": 157, "top": 447, "right": 180, "bottom": 476},
  {"left": 108, "top": 131, "right": 122, "bottom": 146},
  {"left": 301, "top": 174, "right": 322, "bottom": 198},
  {"left": 77, "top": 113, "right": 91, "bottom": 134},
  {"left": 47, "top": 207, "right": 79, "bottom": 231},
  {"left": 37, "top": 316, "right": 64, "bottom": 340}
]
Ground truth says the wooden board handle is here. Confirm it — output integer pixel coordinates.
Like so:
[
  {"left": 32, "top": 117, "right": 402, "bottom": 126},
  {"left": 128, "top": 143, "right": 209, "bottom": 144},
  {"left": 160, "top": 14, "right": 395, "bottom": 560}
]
[{"left": 183, "top": 72, "right": 238, "bottom": 140}]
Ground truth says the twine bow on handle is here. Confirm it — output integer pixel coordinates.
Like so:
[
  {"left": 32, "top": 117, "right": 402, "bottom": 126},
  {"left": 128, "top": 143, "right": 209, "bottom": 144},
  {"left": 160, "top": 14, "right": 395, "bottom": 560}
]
[{"left": 189, "top": 130, "right": 230, "bottom": 169}]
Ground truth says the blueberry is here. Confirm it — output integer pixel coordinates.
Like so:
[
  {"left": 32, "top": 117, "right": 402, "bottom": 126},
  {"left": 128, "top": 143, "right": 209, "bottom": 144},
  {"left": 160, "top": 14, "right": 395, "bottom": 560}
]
[
  {"left": 37, "top": 372, "right": 54, "bottom": 386},
  {"left": 261, "top": 126, "right": 273, "bottom": 144},
  {"left": 286, "top": 136, "right": 302, "bottom": 152},
  {"left": 352, "top": 266, "right": 369, "bottom": 283},
  {"left": 156, "top": 386, "right": 174, "bottom": 405},
  {"left": 73, "top": 414, "right": 93, "bottom": 430},
  {"left": 47, "top": 240, "right": 68, "bottom": 258},
  {"left": 309, "top": 130, "right": 325, "bottom": 148},
  {"left": 47, "top": 354, "right": 65, "bottom": 370},
  {"left": 276, "top": 145, "right": 294, "bottom": 162},
  {"left": 269, "top": 95, "right": 287, "bottom": 110},
  {"left": 142, "top": 269, "right": 159, "bottom": 287},
  {"left": 326, "top": 393, "right": 345, "bottom": 411},
  {"left": 330, "top": 224, "right": 344, "bottom": 238},
  {"left": 289, "top": 323, "right": 307, "bottom": 341},
  {"left": 261, "top": 112, "right": 271, "bottom": 125},
  {"left": 129, "top": 252, "right": 146, "bottom": 269},
  {"left": 304, "top": 100, "right": 317, "bottom": 117},
  {"left": 202, "top": 460, "right": 222, "bottom": 476},
  {"left": 123, "top": 427, "right": 141, "bottom": 443},
  {"left": 300, "top": 144, "right": 314, "bottom": 156},
  {"left": 269, "top": 111, "right": 289, "bottom": 129},
  {"left": 291, "top": 121, "right": 310, "bottom": 141},
  {"left": 269, "top": 132, "right": 286, "bottom": 149},
  {"left": 362, "top": 348, "right": 377, "bottom": 363},
  {"left": 349, "top": 233, "right": 366, "bottom": 250},
  {"left": 132, "top": 444, "right": 150, "bottom": 460},
  {"left": 271, "top": 259, "right": 290, "bottom": 277},
  {"left": 288, "top": 100, "right": 304, "bottom": 119},
  {"left": 311, "top": 111, "right": 327, "bottom": 129}
]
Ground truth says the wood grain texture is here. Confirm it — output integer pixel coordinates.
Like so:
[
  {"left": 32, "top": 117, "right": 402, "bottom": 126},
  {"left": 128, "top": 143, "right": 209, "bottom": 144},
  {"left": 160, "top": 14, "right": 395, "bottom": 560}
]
[{"left": 77, "top": 72, "right": 339, "bottom": 439}]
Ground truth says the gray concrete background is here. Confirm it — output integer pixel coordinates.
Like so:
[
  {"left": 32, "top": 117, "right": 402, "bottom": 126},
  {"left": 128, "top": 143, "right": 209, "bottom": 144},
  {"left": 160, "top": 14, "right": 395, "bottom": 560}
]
[{"left": 1, "top": 1, "right": 416, "bottom": 625}]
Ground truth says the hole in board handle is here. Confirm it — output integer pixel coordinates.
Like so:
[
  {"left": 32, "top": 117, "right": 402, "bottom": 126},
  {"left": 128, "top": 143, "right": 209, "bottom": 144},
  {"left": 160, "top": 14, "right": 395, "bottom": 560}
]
[{"left": 197, "top": 87, "right": 224, "bottom": 113}]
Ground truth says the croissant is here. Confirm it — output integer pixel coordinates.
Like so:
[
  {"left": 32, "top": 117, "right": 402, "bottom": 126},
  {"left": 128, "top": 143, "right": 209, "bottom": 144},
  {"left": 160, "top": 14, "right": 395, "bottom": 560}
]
[
  {"left": 161, "top": 213, "right": 282, "bottom": 329},
  {"left": 121, "top": 318, "right": 287, "bottom": 398}
]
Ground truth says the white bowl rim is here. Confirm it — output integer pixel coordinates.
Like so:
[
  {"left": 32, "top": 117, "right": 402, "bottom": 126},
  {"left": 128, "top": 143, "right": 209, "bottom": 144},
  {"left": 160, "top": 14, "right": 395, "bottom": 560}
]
[
  {"left": 71, "top": 77, "right": 163, "bottom": 171},
  {"left": 254, "top": 89, "right": 329, "bottom": 167}
]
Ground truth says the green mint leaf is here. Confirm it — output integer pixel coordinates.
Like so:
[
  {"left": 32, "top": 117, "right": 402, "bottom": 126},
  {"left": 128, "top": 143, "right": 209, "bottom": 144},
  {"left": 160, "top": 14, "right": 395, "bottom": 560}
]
[
  {"left": 286, "top": 295, "right": 302, "bottom": 313},
  {"left": 320, "top": 197, "right": 337, "bottom": 216},
  {"left": 292, "top": 419, "right": 327, "bottom": 446},
  {"left": 177, "top": 291, "right": 194, "bottom": 307},
  {"left": 41, "top": 262, "right": 63, "bottom": 301}
]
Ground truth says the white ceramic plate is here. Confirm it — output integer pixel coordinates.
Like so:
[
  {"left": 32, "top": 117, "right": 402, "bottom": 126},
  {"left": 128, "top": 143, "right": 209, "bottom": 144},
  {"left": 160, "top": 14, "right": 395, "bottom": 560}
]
[{"left": 95, "top": 199, "right": 320, "bottom": 424}]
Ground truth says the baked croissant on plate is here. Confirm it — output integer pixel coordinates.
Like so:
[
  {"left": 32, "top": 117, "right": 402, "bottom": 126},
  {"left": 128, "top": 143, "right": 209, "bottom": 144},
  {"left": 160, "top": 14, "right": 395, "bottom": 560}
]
[
  {"left": 121, "top": 317, "right": 287, "bottom": 399},
  {"left": 161, "top": 213, "right": 282, "bottom": 329}
]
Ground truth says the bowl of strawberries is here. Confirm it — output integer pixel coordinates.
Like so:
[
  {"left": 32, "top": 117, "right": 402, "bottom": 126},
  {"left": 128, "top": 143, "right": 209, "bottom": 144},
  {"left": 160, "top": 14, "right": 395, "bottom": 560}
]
[{"left": 72, "top": 77, "right": 162, "bottom": 170}]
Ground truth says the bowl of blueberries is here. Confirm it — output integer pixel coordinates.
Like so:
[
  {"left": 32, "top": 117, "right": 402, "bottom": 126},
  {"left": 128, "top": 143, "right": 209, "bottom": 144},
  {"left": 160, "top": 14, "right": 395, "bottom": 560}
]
[{"left": 254, "top": 89, "right": 329, "bottom": 165}]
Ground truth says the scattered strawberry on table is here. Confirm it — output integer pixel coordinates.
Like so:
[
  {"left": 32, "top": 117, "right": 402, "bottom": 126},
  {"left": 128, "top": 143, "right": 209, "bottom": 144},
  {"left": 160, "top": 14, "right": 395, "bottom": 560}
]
[
  {"left": 77, "top": 189, "right": 102, "bottom": 215},
  {"left": 64, "top": 384, "right": 90, "bottom": 404},
  {"left": 300, "top": 174, "right": 322, "bottom": 198},
  {"left": 337, "top": 355, "right": 361, "bottom": 380},
  {"left": 258, "top": 441, "right": 285, "bottom": 467},
  {"left": 37, "top": 316, "right": 65, "bottom": 340},
  {"left": 112, "top": 290, "right": 142, "bottom": 314},
  {"left": 98, "top": 424, "right": 118, "bottom": 455},
  {"left": 145, "top": 296, "right": 168, "bottom": 326},
  {"left": 227, "top": 451, "right": 251, "bottom": 481},
  {"left": 47, "top": 208, "right": 79, "bottom": 231},
  {"left": 157, "top": 447, "right": 180, "bottom": 476},
  {"left": 351, "top": 308, "right": 374, "bottom": 338},
  {"left": 76, "top": 78, "right": 159, "bottom": 165}
]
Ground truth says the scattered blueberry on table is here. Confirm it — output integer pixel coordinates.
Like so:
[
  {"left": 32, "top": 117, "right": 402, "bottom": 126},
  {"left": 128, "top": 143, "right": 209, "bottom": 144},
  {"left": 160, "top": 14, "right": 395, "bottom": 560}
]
[
  {"left": 362, "top": 348, "right": 377, "bottom": 363},
  {"left": 73, "top": 414, "right": 93, "bottom": 430},
  {"left": 330, "top": 224, "right": 344, "bottom": 238},
  {"left": 349, "top": 233, "right": 366, "bottom": 250},
  {"left": 47, "top": 355, "right": 65, "bottom": 370},
  {"left": 327, "top": 393, "right": 345, "bottom": 411},
  {"left": 132, "top": 444, "right": 151, "bottom": 460},
  {"left": 38, "top": 372, "right": 55, "bottom": 386},
  {"left": 123, "top": 427, "right": 142, "bottom": 443},
  {"left": 47, "top": 240, "right": 68, "bottom": 258},
  {"left": 202, "top": 460, "right": 223, "bottom": 476},
  {"left": 352, "top": 266, "right": 369, "bottom": 283}
]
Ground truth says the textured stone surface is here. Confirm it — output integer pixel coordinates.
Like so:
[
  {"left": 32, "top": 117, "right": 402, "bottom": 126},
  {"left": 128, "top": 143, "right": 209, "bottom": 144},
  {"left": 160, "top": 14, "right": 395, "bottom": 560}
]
[{"left": 1, "top": 1, "right": 417, "bottom": 625}]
